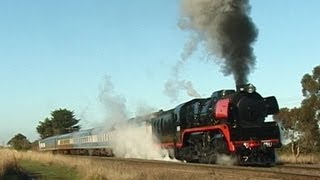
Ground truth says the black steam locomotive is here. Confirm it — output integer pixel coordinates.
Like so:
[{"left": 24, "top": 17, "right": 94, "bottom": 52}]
[{"left": 148, "top": 83, "right": 281, "bottom": 165}]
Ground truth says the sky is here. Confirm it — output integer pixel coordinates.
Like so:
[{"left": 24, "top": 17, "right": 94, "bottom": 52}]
[{"left": 1, "top": 0, "right": 319, "bottom": 145}]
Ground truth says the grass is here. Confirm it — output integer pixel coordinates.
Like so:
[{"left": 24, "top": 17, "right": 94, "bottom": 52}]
[
  {"left": 0, "top": 149, "right": 19, "bottom": 177},
  {"left": 0, "top": 149, "right": 149, "bottom": 179},
  {"left": 19, "top": 159, "right": 80, "bottom": 179},
  {"left": 0, "top": 149, "right": 81, "bottom": 179},
  {"left": 277, "top": 153, "right": 320, "bottom": 164},
  {"left": 0, "top": 149, "right": 215, "bottom": 179},
  {"left": 16, "top": 151, "right": 139, "bottom": 179}
]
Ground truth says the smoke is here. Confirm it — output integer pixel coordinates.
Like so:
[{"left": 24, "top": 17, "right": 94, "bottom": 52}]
[
  {"left": 135, "top": 102, "right": 157, "bottom": 117},
  {"left": 110, "top": 123, "right": 170, "bottom": 160},
  {"left": 216, "top": 154, "right": 237, "bottom": 165},
  {"left": 179, "top": 0, "right": 258, "bottom": 85},
  {"left": 164, "top": 79, "right": 201, "bottom": 102},
  {"left": 99, "top": 76, "right": 129, "bottom": 125},
  {"left": 164, "top": 35, "right": 201, "bottom": 102},
  {"left": 98, "top": 76, "right": 174, "bottom": 160}
]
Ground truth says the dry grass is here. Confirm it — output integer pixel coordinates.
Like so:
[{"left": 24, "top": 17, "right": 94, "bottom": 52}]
[
  {"left": 1, "top": 149, "right": 203, "bottom": 179},
  {"left": 18, "top": 153, "right": 206, "bottom": 179},
  {"left": 0, "top": 149, "right": 138, "bottom": 179},
  {"left": 277, "top": 153, "right": 320, "bottom": 164},
  {"left": 0, "top": 149, "right": 19, "bottom": 176},
  {"left": 13, "top": 150, "right": 138, "bottom": 179}
]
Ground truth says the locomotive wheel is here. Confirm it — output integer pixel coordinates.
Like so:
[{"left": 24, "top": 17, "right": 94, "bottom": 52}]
[{"left": 199, "top": 151, "right": 217, "bottom": 164}]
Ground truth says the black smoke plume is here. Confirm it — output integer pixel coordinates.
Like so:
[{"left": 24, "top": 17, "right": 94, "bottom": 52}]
[{"left": 179, "top": 0, "right": 258, "bottom": 85}]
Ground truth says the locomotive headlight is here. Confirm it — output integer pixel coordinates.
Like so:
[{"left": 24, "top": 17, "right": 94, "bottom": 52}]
[
  {"left": 243, "top": 142, "right": 249, "bottom": 148},
  {"left": 247, "top": 84, "right": 256, "bottom": 93}
]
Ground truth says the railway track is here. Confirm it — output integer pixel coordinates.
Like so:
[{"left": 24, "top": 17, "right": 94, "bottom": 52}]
[{"left": 72, "top": 156, "right": 320, "bottom": 179}]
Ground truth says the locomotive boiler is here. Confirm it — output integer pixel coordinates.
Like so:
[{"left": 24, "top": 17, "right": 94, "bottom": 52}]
[{"left": 149, "top": 83, "right": 281, "bottom": 165}]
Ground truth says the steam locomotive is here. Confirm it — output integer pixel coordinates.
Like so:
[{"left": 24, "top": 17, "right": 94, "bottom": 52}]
[
  {"left": 39, "top": 83, "right": 281, "bottom": 166},
  {"left": 147, "top": 83, "right": 281, "bottom": 165}
]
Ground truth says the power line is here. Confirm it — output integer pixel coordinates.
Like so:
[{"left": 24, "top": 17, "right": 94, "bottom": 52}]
[{"left": 277, "top": 96, "right": 302, "bottom": 108}]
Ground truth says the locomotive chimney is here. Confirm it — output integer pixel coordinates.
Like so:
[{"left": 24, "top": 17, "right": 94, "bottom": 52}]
[{"left": 236, "top": 84, "right": 245, "bottom": 92}]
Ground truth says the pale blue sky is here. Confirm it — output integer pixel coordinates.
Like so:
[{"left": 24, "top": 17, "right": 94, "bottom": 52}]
[{"left": 1, "top": 0, "right": 319, "bottom": 144}]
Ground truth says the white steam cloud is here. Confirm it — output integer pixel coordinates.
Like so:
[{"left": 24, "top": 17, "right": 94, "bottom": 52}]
[
  {"left": 99, "top": 76, "right": 174, "bottom": 161},
  {"left": 216, "top": 154, "right": 237, "bottom": 165},
  {"left": 111, "top": 123, "right": 169, "bottom": 160},
  {"left": 99, "top": 75, "right": 128, "bottom": 125}
]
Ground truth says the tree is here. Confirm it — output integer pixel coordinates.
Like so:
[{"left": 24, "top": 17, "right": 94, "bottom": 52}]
[
  {"left": 7, "top": 133, "right": 31, "bottom": 150},
  {"left": 31, "top": 140, "right": 39, "bottom": 151},
  {"left": 299, "top": 66, "right": 320, "bottom": 152},
  {"left": 273, "top": 107, "right": 301, "bottom": 143},
  {"left": 36, "top": 118, "right": 54, "bottom": 139},
  {"left": 273, "top": 107, "right": 302, "bottom": 162},
  {"left": 37, "top": 108, "right": 80, "bottom": 139},
  {"left": 274, "top": 65, "right": 320, "bottom": 154}
]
